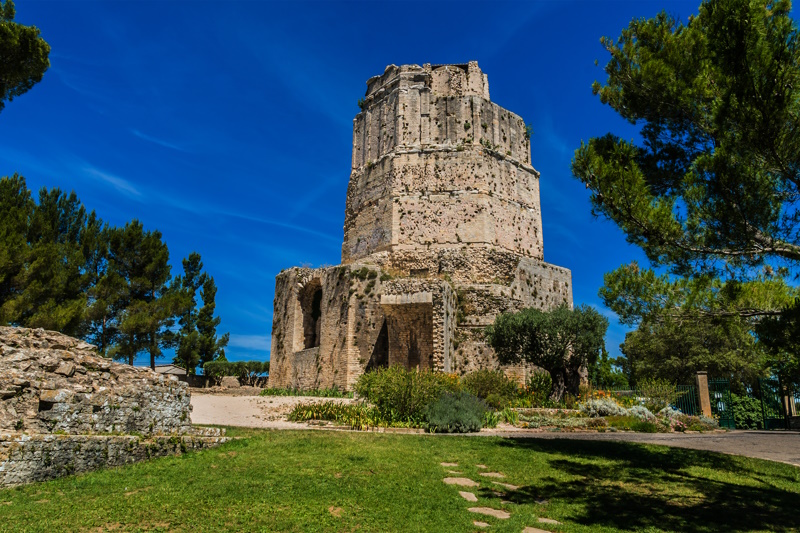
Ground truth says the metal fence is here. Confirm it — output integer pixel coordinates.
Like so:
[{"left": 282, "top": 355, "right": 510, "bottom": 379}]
[{"left": 709, "top": 378, "right": 735, "bottom": 429}]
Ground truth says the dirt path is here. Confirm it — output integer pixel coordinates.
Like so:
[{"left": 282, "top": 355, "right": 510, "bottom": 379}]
[
  {"left": 190, "top": 393, "right": 800, "bottom": 467},
  {"left": 190, "top": 392, "right": 354, "bottom": 429}
]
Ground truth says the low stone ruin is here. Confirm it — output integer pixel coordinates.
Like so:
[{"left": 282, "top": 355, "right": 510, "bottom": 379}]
[{"left": 0, "top": 327, "right": 227, "bottom": 488}]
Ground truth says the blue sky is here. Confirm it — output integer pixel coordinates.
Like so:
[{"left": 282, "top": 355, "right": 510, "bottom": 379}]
[{"left": 4, "top": 0, "right": 712, "bottom": 366}]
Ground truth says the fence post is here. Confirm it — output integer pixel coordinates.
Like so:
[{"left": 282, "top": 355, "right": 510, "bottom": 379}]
[{"left": 696, "top": 371, "right": 712, "bottom": 418}]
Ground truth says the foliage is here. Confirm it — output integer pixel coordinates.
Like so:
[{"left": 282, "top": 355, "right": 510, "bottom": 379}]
[
  {"left": 619, "top": 308, "right": 767, "bottom": 386},
  {"left": 523, "top": 372, "right": 552, "bottom": 406},
  {"left": 461, "top": 369, "right": 518, "bottom": 409},
  {"left": 588, "top": 348, "right": 629, "bottom": 390},
  {"left": 573, "top": 0, "right": 800, "bottom": 277},
  {"left": 485, "top": 303, "right": 608, "bottom": 400},
  {"left": 0, "top": 0, "right": 50, "bottom": 113},
  {"left": 573, "top": 0, "right": 800, "bottom": 386},
  {"left": 202, "top": 360, "right": 269, "bottom": 386},
  {"left": 636, "top": 378, "right": 680, "bottom": 413},
  {"left": 580, "top": 398, "right": 628, "bottom": 418},
  {"left": 730, "top": 393, "right": 763, "bottom": 430},
  {"left": 0, "top": 175, "right": 227, "bottom": 367},
  {"left": 260, "top": 387, "right": 352, "bottom": 398},
  {"left": 170, "top": 252, "right": 229, "bottom": 374},
  {"left": 424, "top": 391, "right": 486, "bottom": 433},
  {"left": 354, "top": 365, "right": 459, "bottom": 425},
  {"left": 606, "top": 415, "right": 661, "bottom": 433},
  {"left": 756, "top": 298, "right": 800, "bottom": 389},
  {"left": 287, "top": 401, "right": 384, "bottom": 430},
  {"left": 627, "top": 405, "right": 656, "bottom": 421}
]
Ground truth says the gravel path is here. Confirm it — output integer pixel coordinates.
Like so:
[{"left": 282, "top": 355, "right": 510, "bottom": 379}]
[{"left": 190, "top": 393, "right": 800, "bottom": 466}]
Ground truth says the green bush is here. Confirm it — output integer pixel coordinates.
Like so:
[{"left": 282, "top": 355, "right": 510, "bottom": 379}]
[
  {"left": 354, "top": 366, "right": 459, "bottom": 425},
  {"left": 606, "top": 415, "right": 661, "bottom": 433},
  {"left": 731, "top": 393, "right": 762, "bottom": 430},
  {"left": 524, "top": 372, "right": 552, "bottom": 406},
  {"left": 462, "top": 369, "right": 519, "bottom": 409},
  {"left": 424, "top": 392, "right": 487, "bottom": 433},
  {"left": 203, "top": 360, "right": 269, "bottom": 385},
  {"left": 636, "top": 378, "right": 679, "bottom": 412}
]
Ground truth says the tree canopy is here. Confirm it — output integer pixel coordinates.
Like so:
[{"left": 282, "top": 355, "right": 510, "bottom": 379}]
[
  {"left": 485, "top": 304, "right": 608, "bottom": 399},
  {"left": 0, "top": 0, "right": 50, "bottom": 112},
  {"left": 572, "top": 0, "right": 800, "bottom": 385},
  {"left": 0, "top": 174, "right": 229, "bottom": 371}
]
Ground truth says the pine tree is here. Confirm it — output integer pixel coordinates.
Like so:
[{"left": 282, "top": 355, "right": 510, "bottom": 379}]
[
  {"left": 0, "top": 174, "right": 32, "bottom": 322},
  {"left": 196, "top": 274, "right": 229, "bottom": 368},
  {"left": 0, "top": 0, "right": 50, "bottom": 112}
]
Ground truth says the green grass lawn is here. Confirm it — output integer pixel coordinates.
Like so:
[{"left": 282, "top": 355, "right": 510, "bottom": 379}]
[{"left": 1, "top": 428, "right": 798, "bottom": 532}]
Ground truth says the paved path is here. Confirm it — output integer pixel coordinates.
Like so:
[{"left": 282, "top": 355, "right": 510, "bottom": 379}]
[{"left": 191, "top": 393, "right": 800, "bottom": 467}]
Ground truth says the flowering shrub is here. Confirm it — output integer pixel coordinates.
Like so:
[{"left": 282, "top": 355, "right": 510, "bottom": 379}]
[
  {"left": 580, "top": 398, "right": 628, "bottom": 417},
  {"left": 658, "top": 406, "right": 683, "bottom": 419}
]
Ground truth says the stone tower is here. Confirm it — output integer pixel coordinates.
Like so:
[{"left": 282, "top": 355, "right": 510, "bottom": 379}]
[{"left": 268, "top": 62, "right": 572, "bottom": 390}]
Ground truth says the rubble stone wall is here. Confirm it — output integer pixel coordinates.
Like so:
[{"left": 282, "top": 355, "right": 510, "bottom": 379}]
[
  {"left": 0, "top": 327, "right": 192, "bottom": 436},
  {"left": 0, "top": 431, "right": 226, "bottom": 488}
]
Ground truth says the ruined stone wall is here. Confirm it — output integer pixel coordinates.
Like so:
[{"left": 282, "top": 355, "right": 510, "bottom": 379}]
[
  {"left": 0, "top": 431, "right": 226, "bottom": 488},
  {"left": 0, "top": 327, "right": 191, "bottom": 436}
]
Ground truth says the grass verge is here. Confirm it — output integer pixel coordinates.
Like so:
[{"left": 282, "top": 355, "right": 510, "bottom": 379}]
[{"left": 1, "top": 428, "right": 797, "bottom": 532}]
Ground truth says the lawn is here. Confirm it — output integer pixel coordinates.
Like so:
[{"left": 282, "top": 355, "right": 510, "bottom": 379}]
[{"left": 1, "top": 429, "right": 798, "bottom": 532}]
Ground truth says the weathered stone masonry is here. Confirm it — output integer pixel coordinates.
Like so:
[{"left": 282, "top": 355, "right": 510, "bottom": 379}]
[
  {"left": 0, "top": 327, "right": 226, "bottom": 488},
  {"left": 269, "top": 62, "right": 573, "bottom": 390}
]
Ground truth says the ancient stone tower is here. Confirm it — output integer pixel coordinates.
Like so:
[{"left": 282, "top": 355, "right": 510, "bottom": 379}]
[{"left": 268, "top": 62, "right": 572, "bottom": 390}]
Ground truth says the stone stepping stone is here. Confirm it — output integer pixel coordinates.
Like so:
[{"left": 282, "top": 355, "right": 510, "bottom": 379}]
[
  {"left": 459, "top": 491, "right": 478, "bottom": 502},
  {"left": 468, "top": 507, "right": 510, "bottom": 519},
  {"left": 475, "top": 464, "right": 488, "bottom": 469},
  {"left": 522, "top": 528, "right": 549, "bottom": 533},
  {"left": 492, "top": 481, "right": 519, "bottom": 491},
  {"left": 441, "top": 462, "right": 458, "bottom": 467},
  {"left": 480, "top": 472, "right": 505, "bottom": 478},
  {"left": 537, "top": 517, "right": 560, "bottom": 524},
  {"left": 535, "top": 498, "right": 549, "bottom": 505},
  {"left": 443, "top": 477, "right": 479, "bottom": 487},
  {"left": 447, "top": 470, "right": 462, "bottom": 474},
  {"left": 473, "top": 522, "right": 490, "bottom": 528}
]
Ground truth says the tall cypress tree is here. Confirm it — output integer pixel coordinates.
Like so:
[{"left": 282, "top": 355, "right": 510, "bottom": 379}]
[{"left": 196, "top": 274, "right": 229, "bottom": 368}]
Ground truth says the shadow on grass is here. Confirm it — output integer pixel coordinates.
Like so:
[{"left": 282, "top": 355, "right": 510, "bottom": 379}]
[{"left": 490, "top": 439, "right": 800, "bottom": 532}]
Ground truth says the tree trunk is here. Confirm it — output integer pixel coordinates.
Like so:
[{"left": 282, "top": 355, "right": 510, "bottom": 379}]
[{"left": 550, "top": 370, "right": 567, "bottom": 402}]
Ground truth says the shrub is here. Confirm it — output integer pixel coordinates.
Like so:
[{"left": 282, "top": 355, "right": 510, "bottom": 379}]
[
  {"left": 203, "top": 360, "right": 269, "bottom": 386},
  {"left": 730, "top": 393, "right": 762, "bottom": 430},
  {"left": 580, "top": 398, "right": 628, "bottom": 418},
  {"left": 658, "top": 406, "right": 683, "bottom": 419},
  {"left": 628, "top": 405, "right": 656, "bottom": 421},
  {"left": 636, "top": 378, "right": 679, "bottom": 412},
  {"left": 462, "top": 369, "right": 519, "bottom": 409},
  {"left": 355, "top": 366, "right": 459, "bottom": 424},
  {"left": 524, "top": 372, "right": 552, "bottom": 407},
  {"left": 606, "top": 415, "right": 661, "bottom": 433},
  {"left": 424, "top": 391, "right": 487, "bottom": 433}
]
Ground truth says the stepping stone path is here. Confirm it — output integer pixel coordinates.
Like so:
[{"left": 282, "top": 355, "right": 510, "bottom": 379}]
[
  {"left": 492, "top": 482, "right": 519, "bottom": 491},
  {"left": 440, "top": 462, "right": 458, "bottom": 467},
  {"left": 538, "top": 517, "right": 560, "bottom": 525},
  {"left": 535, "top": 498, "right": 549, "bottom": 505},
  {"left": 468, "top": 507, "right": 511, "bottom": 519},
  {"left": 522, "top": 528, "right": 549, "bottom": 533},
  {"left": 475, "top": 464, "right": 488, "bottom": 469},
  {"left": 447, "top": 470, "right": 462, "bottom": 474},
  {"left": 479, "top": 472, "right": 505, "bottom": 478},
  {"left": 443, "top": 477, "right": 480, "bottom": 487},
  {"left": 459, "top": 491, "right": 478, "bottom": 502},
  {"left": 473, "top": 522, "right": 490, "bottom": 528}
]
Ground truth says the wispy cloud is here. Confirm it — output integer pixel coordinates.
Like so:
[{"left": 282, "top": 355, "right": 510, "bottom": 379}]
[
  {"left": 130, "top": 129, "right": 187, "bottom": 152},
  {"left": 228, "top": 334, "right": 271, "bottom": 352},
  {"left": 83, "top": 166, "right": 142, "bottom": 198},
  {"left": 589, "top": 303, "right": 619, "bottom": 323}
]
